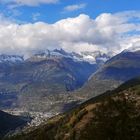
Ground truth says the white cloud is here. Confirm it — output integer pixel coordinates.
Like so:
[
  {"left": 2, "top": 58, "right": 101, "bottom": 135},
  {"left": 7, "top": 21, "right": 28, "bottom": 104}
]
[
  {"left": 1, "top": 0, "right": 58, "bottom": 6},
  {"left": 0, "top": 14, "right": 13, "bottom": 24},
  {"left": 64, "top": 3, "right": 87, "bottom": 12},
  {"left": 0, "top": 11, "right": 139, "bottom": 57}
]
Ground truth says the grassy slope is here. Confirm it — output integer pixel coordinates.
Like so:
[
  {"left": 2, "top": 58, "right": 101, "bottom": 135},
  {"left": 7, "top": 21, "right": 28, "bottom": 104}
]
[{"left": 6, "top": 77, "right": 140, "bottom": 140}]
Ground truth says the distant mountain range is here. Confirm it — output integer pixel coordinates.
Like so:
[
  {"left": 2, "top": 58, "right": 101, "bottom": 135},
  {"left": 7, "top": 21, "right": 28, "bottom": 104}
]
[
  {"left": 0, "top": 55, "right": 24, "bottom": 64},
  {"left": 31, "top": 49, "right": 111, "bottom": 65},
  {"left": 0, "top": 49, "right": 110, "bottom": 112},
  {"left": 0, "top": 49, "right": 111, "bottom": 65}
]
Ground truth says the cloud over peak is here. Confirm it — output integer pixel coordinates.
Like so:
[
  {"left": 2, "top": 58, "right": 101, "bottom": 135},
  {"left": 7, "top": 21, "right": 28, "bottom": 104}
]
[{"left": 0, "top": 11, "right": 139, "bottom": 57}]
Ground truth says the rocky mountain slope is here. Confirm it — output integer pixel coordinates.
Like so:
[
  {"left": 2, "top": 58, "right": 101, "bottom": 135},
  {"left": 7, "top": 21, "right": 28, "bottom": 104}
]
[
  {"left": 5, "top": 77, "right": 140, "bottom": 140},
  {"left": 76, "top": 50, "right": 140, "bottom": 99}
]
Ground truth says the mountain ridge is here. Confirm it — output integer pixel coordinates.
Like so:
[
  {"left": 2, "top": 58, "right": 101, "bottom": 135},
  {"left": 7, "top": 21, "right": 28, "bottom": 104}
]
[{"left": 75, "top": 50, "right": 140, "bottom": 99}]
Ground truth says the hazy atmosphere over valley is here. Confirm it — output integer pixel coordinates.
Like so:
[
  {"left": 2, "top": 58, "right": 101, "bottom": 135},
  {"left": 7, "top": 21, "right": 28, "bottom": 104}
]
[{"left": 0, "top": 0, "right": 140, "bottom": 140}]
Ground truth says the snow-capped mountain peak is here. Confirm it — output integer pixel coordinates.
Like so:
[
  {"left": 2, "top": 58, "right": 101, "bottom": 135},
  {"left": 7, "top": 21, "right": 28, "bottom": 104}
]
[
  {"left": 0, "top": 55, "right": 24, "bottom": 63},
  {"left": 123, "top": 46, "right": 140, "bottom": 53},
  {"left": 80, "top": 51, "right": 112, "bottom": 64},
  {"left": 34, "top": 49, "right": 111, "bottom": 64}
]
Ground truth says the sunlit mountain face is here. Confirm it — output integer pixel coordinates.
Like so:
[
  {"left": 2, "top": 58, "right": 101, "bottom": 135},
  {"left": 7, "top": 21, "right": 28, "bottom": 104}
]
[{"left": 0, "top": 0, "right": 140, "bottom": 139}]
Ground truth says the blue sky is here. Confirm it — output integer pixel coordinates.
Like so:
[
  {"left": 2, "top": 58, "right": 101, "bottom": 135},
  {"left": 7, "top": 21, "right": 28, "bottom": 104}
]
[
  {"left": 0, "top": 0, "right": 140, "bottom": 23},
  {"left": 0, "top": 0, "right": 139, "bottom": 57}
]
